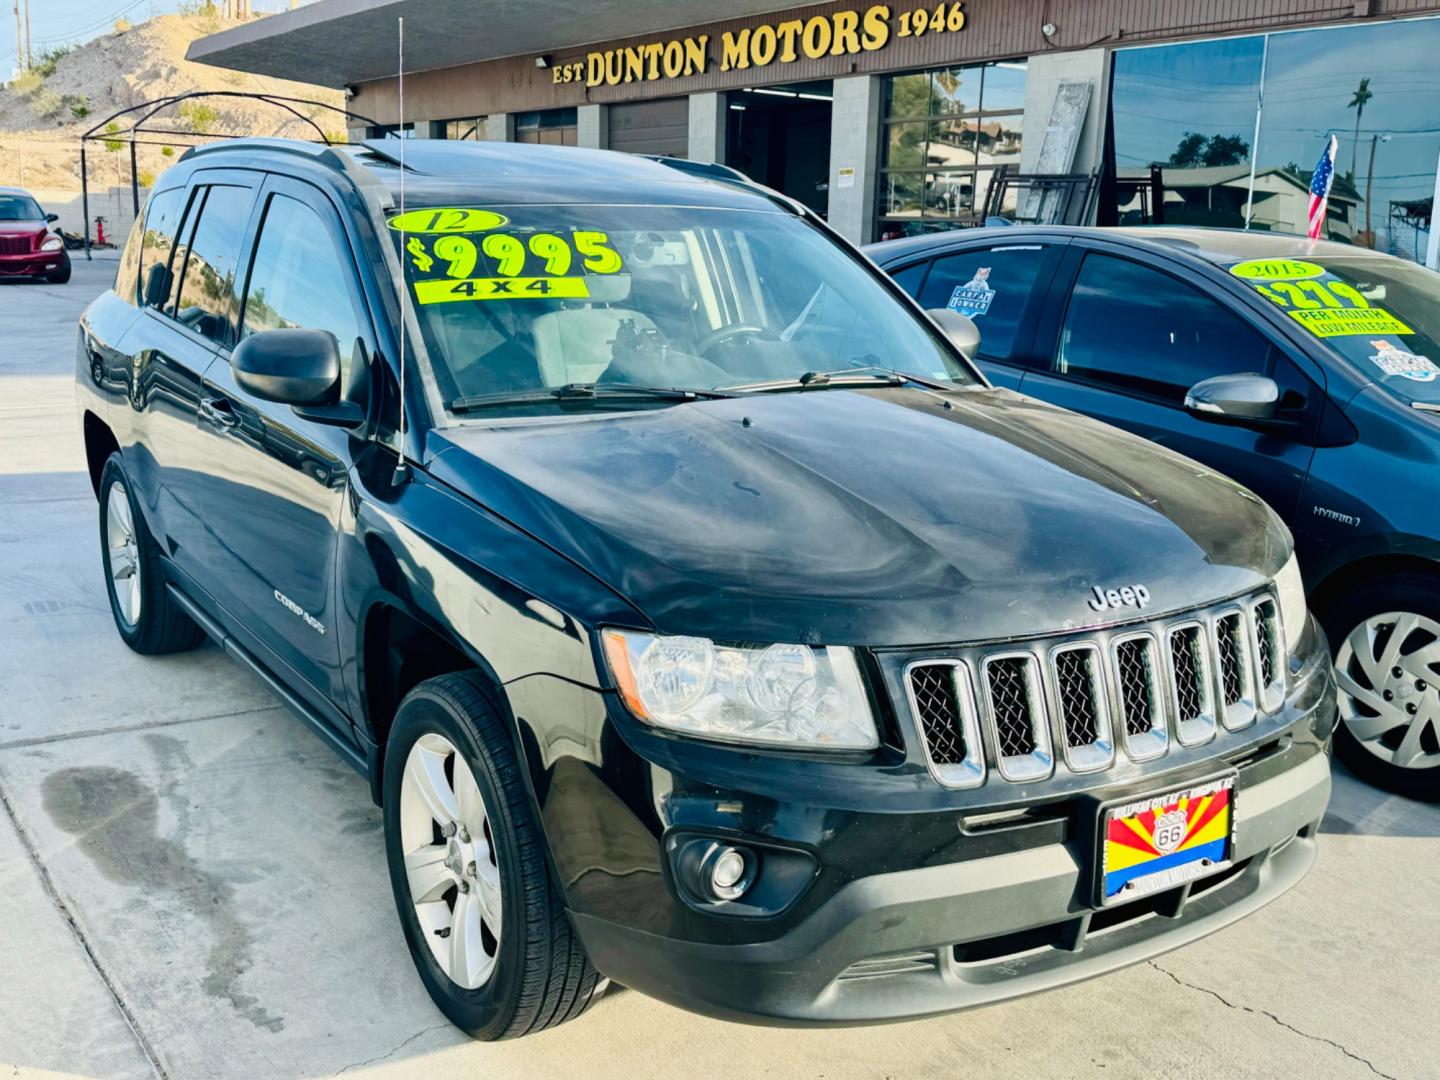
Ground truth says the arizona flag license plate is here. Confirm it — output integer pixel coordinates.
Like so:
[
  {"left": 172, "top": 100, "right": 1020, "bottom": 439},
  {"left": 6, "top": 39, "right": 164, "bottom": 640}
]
[{"left": 1100, "top": 775, "right": 1236, "bottom": 905}]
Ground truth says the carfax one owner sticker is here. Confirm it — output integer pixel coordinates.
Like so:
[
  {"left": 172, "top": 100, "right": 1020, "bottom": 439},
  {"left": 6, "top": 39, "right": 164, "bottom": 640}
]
[{"left": 948, "top": 267, "right": 995, "bottom": 320}]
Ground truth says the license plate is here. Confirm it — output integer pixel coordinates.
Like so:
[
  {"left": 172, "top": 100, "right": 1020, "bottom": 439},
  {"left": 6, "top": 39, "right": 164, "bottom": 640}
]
[{"left": 1099, "top": 774, "right": 1236, "bottom": 906}]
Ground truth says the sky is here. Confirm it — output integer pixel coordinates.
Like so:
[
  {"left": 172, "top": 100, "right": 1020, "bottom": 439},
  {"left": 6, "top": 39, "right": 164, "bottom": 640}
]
[{"left": 2, "top": 0, "right": 299, "bottom": 76}]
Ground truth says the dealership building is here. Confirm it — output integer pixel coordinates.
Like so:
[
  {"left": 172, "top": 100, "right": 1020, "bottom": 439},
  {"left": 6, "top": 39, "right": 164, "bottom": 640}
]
[{"left": 190, "top": 0, "right": 1440, "bottom": 260}]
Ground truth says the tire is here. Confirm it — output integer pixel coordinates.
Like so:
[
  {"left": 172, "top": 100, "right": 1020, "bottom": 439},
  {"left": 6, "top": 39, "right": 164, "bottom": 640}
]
[
  {"left": 98, "top": 454, "right": 206, "bottom": 655},
  {"left": 382, "top": 671, "right": 601, "bottom": 1039},
  {"left": 47, "top": 261, "right": 71, "bottom": 284},
  {"left": 1317, "top": 572, "right": 1440, "bottom": 801}
]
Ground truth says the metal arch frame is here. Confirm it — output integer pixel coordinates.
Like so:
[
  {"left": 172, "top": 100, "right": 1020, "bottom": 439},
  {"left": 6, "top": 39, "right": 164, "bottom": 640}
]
[{"left": 76, "top": 91, "right": 379, "bottom": 259}]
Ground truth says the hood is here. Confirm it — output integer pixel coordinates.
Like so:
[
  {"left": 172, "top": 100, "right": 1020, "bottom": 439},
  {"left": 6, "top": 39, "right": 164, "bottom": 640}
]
[
  {"left": 427, "top": 387, "right": 1291, "bottom": 648},
  {"left": 0, "top": 220, "right": 44, "bottom": 237}
]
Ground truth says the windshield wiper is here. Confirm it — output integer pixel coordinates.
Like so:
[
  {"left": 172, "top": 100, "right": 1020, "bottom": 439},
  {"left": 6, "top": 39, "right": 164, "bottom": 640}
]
[
  {"left": 450, "top": 382, "right": 737, "bottom": 413},
  {"left": 724, "top": 366, "right": 953, "bottom": 394}
]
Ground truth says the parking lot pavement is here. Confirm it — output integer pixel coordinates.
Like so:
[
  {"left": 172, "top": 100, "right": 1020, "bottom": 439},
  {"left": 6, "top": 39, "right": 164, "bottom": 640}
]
[{"left": 1, "top": 259, "right": 1437, "bottom": 1080}]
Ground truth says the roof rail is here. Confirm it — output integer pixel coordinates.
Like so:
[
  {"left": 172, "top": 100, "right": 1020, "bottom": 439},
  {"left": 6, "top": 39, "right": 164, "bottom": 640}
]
[{"left": 180, "top": 136, "right": 368, "bottom": 180}]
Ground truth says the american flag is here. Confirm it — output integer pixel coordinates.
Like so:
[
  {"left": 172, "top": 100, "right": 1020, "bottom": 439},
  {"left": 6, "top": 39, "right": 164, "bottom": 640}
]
[{"left": 1307, "top": 134, "right": 1339, "bottom": 240}]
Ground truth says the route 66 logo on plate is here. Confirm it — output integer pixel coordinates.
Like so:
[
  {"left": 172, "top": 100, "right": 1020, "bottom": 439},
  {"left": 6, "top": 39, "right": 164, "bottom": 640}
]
[{"left": 1152, "top": 809, "right": 1188, "bottom": 854}]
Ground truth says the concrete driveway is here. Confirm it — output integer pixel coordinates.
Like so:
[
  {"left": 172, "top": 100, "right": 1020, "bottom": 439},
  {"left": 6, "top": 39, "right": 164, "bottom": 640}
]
[{"left": 1, "top": 256, "right": 1436, "bottom": 1080}]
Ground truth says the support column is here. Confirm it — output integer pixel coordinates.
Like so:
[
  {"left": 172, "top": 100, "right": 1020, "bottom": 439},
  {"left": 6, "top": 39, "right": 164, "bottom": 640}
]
[
  {"left": 687, "top": 92, "right": 727, "bottom": 163},
  {"left": 827, "top": 75, "right": 882, "bottom": 246},
  {"left": 481, "top": 113, "right": 513, "bottom": 142},
  {"left": 577, "top": 104, "right": 609, "bottom": 149}
]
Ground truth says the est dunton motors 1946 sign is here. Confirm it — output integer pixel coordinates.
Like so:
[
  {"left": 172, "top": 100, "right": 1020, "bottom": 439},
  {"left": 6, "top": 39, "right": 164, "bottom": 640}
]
[{"left": 550, "top": 2, "right": 969, "bottom": 88}]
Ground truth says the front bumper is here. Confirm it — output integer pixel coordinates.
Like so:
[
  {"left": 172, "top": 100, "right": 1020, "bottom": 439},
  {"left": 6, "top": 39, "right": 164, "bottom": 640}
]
[
  {"left": 0, "top": 251, "right": 65, "bottom": 277},
  {"left": 545, "top": 618, "right": 1336, "bottom": 1025},
  {"left": 573, "top": 748, "right": 1328, "bottom": 1024}
]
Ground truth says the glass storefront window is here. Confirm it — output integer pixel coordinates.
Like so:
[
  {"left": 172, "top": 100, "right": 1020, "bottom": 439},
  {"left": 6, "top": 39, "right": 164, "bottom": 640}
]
[
  {"left": 876, "top": 60, "right": 1027, "bottom": 241},
  {"left": 1108, "top": 16, "right": 1440, "bottom": 263},
  {"left": 439, "top": 117, "right": 486, "bottom": 140},
  {"left": 515, "top": 108, "right": 578, "bottom": 146}
]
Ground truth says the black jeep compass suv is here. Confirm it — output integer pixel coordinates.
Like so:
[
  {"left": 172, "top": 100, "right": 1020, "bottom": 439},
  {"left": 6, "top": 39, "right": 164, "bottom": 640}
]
[{"left": 76, "top": 138, "right": 1336, "bottom": 1039}]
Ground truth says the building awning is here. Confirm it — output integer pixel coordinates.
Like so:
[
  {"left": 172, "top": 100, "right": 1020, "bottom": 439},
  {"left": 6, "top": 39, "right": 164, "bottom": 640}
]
[{"left": 186, "top": 0, "right": 803, "bottom": 87}]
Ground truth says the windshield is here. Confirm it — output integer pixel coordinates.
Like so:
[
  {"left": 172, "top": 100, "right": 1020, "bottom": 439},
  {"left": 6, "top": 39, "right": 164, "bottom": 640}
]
[
  {"left": 389, "top": 203, "right": 972, "bottom": 415},
  {"left": 1226, "top": 255, "right": 1440, "bottom": 405},
  {"left": 0, "top": 195, "right": 43, "bottom": 222}
]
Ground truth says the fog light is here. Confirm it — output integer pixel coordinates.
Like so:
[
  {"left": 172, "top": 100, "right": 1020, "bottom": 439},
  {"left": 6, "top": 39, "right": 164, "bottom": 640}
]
[
  {"left": 693, "top": 841, "right": 755, "bottom": 901},
  {"left": 712, "top": 848, "right": 747, "bottom": 891}
]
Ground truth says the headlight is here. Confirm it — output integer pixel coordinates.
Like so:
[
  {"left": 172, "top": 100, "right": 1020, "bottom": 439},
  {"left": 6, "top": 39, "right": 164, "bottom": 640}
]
[
  {"left": 1274, "top": 553, "right": 1306, "bottom": 652},
  {"left": 601, "top": 630, "right": 879, "bottom": 751},
  {"left": 40, "top": 235, "right": 63, "bottom": 251}
]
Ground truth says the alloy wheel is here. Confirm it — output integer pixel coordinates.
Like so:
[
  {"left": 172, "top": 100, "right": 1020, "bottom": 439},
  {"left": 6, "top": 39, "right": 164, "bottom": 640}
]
[
  {"left": 1335, "top": 611, "right": 1440, "bottom": 772},
  {"left": 106, "top": 484, "right": 141, "bottom": 627},
  {"left": 399, "top": 733, "right": 504, "bottom": 989}
]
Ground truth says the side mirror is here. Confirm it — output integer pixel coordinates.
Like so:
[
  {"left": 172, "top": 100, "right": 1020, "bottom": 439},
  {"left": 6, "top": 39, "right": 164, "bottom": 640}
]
[
  {"left": 142, "top": 263, "right": 171, "bottom": 308},
  {"left": 44, "top": 212, "right": 58, "bottom": 223},
  {"left": 231, "top": 328, "right": 342, "bottom": 407},
  {"left": 1184, "top": 373, "right": 1280, "bottom": 423},
  {"left": 927, "top": 308, "right": 981, "bottom": 362}
]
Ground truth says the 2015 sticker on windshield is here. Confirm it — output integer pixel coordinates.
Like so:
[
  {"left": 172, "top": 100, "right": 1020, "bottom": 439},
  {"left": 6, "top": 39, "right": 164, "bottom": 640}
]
[
  {"left": 947, "top": 267, "right": 995, "bottom": 319},
  {"left": 1230, "top": 260, "right": 1413, "bottom": 338},
  {"left": 389, "top": 209, "right": 624, "bottom": 305},
  {"left": 1368, "top": 340, "right": 1440, "bottom": 382}
]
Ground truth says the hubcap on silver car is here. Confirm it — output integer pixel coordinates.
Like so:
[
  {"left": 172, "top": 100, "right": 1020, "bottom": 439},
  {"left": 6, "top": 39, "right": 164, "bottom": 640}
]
[
  {"left": 1335, "top": 611, "right": 1440, "bottom": 771},
  {"left": 106, "top": 484, "right": 141, "bottom": 626},
  {"left": 399, "top": 733, "right": 503, "bottom": 989}
]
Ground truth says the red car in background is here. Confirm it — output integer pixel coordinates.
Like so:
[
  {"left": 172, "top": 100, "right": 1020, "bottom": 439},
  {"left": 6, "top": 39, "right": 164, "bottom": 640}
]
[{"left": 0, "top": 187, "right": 71, "bottom": 284}]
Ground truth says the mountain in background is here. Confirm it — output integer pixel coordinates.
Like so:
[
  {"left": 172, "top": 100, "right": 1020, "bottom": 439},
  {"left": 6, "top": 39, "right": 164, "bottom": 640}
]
[{"left": 0, "top": 11, "right": 344, "bottom": 190}]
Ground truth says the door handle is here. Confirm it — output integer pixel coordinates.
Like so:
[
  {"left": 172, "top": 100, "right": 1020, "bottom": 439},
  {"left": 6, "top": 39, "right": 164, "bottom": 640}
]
[{"left": 200, "top": 396, "right": 238, "bottom": 428}]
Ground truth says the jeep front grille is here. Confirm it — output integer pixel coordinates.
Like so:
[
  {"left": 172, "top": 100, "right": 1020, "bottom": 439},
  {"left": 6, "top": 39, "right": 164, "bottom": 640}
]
[
  {"left": 903, "top": 661, "right": 984, "bottom": 788},
  {"left": 1050, "top": 644, "right": 1113, "bottom": 772},
  {"left": 1212, "top": 609, "right": 1257, "bottom": 731},
  {"left": 1166, "top": 623, "right": 1216, "bottom": 745},
  {"left": 1252, "top": 597, "right": 1285, "bottom": 712},
  {"left": 982, "top": 654, "right": 1053, "bottom": 781},
  {"left": 900, "top": 590, "right": 1286, "bottom": 788}
]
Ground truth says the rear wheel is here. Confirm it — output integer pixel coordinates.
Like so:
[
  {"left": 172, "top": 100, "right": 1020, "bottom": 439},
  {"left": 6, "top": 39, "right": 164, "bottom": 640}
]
[
  {"left": 1319, "top": 573, "right": 1440, "bottom": 801},
  {"left": 98, "top": 454, "right": 206, "bottom": 655},
  {"left": 382, "top": 671, "right": 601, "bottom": 1039}
]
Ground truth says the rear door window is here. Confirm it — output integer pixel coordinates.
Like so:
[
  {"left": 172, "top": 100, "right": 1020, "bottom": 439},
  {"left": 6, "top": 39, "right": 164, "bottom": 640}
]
[
  {"left": 136, "top": 187, "right": 188, "bottom": 310},
  {"left": 171, "top": 185, "right": 254, "bottom": 348},
  {"left": 915, "top": 244, "right": 1050, "bottom": 363}
]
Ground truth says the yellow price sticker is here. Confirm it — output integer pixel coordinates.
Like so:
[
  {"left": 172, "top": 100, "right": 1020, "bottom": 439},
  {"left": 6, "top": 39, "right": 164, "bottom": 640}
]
[
  {"left": 389, "top": 207, "right": 510, "bottom": 234},
  {"left": 1288, "top": 308, "right": 1413, "bottom": 338},
  {"left": 414, "top": 276, "right": 592, "bottom": 305},
  {"left": 1230, "top": 259, "right": 1326, "bottom": 281}
]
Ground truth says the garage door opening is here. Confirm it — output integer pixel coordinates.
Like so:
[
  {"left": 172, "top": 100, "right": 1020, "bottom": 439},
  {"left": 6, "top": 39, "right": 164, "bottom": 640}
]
[
  {"left": 726, "top": 82, "right": 833, "bottom": 217},
  {"left": 609, "top": 98, "right": 690, "bottom": 158}
]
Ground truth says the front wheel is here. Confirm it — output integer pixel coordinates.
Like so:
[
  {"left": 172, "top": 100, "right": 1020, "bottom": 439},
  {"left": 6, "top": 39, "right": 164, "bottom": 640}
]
[
  {"left": 382, "top": 672, "right": 601, "bottom": 1039},
  {"left": 1319, "top": 573, "right": 1440, "bottom": 801},
  {"left": 98, "top": 454, "right": 206, "bottom": 655}
]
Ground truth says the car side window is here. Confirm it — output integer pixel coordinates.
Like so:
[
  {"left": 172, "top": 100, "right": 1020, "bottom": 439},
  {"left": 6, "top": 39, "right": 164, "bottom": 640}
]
[
  {"left": 889, "top": 260, "right": 930, "bottom": 297},
  {"left": 172, "top": 185, "right": 253, "bottom": 348},
  {"left": 136, "top": 187, "right": 187, "bottom": 311},
  {"left": 241, "top": 193, "right": 365, "bottom": 385},
  {"left": 1055, "top": 253, "right": 1273, "bottom": 404},
  {"left": 916, "top": 245, "right": 1048, "bottom": 363}
]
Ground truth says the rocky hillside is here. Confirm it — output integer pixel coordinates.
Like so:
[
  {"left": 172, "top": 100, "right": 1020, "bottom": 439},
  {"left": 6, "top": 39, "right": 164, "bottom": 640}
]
[{"left": 0, "top": 12, "right": 345, "bottom": 189}]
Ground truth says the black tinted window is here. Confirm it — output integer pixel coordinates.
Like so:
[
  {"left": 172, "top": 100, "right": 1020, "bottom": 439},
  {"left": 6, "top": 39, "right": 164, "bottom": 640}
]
[
  {"left": 1055, "top": 254, "right": 1272, "bottom": 402},
  {"left": 890, "top": 260, "right": 929, "bottom": 296},
  {"left": 242, "top": 194, "right": 364, "bottom": 382},
  {"left": 917, "top": 245, "right": 1048, "bottom": 362},
  {"left": 137, "top": 188, "right": 187, "bottom": 310},
  {"left": 173, "top": 185, "right": 252, "bottom": 347}
]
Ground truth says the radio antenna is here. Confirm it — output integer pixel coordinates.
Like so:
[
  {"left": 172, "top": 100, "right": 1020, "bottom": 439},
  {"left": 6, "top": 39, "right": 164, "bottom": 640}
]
[{"left": 393, "top": 14, "right": 410, "bottom": 485}]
